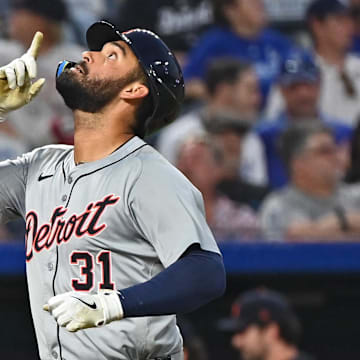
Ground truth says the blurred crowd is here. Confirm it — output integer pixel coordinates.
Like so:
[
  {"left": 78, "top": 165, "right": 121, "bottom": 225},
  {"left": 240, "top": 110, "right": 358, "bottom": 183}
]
[{"left": 2, "top": 0, "right": 360, "bottom": 244}]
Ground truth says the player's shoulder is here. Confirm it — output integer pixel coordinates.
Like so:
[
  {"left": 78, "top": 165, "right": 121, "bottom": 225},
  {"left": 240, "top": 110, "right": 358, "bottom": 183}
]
[
  {"left": 134, "top": 144, "right": 198, "bottom": 189},
  {"left": 135, "top": 144, "right": 182, "bottom": 174},
  {"left": 28, "top": 144, "right": 74, "bottom": 166}
]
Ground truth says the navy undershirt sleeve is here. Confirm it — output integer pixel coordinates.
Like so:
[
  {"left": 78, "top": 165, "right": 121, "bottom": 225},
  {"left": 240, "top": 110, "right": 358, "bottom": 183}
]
[{"left": 118, "top": 246, "right": 226, "bottom": 317}]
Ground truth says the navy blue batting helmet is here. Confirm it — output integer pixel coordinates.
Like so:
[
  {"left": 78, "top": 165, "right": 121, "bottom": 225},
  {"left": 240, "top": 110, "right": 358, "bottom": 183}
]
[{"left": 85, "top": 20, "right": 185, "bottom": 134}]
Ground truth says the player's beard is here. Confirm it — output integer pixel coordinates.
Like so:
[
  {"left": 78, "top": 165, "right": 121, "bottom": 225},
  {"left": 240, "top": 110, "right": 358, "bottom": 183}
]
[{"left": 56, "top": 61, "right": 141, "bottom": 113}]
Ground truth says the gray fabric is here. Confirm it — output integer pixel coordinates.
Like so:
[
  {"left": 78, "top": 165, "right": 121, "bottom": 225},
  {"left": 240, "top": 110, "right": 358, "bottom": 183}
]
[
  {"left": 0, "top": 137, "right": 218, "bottom": 359},
  {"left": 260, "top": 185, "right": 360, "bottom": 241}
]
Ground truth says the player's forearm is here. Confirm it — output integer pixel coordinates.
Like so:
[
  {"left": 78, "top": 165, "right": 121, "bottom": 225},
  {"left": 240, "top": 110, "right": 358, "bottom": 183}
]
[{"left": 118, "top": 248, "right": 226, "bottom": 317}]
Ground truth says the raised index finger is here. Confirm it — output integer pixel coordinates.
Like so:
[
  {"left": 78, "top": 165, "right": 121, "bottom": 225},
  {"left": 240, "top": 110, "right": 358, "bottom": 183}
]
[{"left": 27, "top": 31, "right": 43, "bottom": 59}]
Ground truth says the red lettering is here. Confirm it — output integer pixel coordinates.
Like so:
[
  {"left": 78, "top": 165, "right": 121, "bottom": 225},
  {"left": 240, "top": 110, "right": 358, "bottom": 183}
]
[{"left": 25, "top": 194, "right": 120, "bottom": 263}]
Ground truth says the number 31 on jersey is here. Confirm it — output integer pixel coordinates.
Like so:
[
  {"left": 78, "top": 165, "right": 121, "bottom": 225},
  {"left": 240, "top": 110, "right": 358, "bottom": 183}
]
[{"left": 70, "top": 250, "right": 115, "bottom": 291}]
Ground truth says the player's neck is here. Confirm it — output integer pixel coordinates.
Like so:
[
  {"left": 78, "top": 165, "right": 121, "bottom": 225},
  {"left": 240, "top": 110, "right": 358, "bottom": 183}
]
[{"left": 72, "top": 110, "right": 134, "bottom": 165}]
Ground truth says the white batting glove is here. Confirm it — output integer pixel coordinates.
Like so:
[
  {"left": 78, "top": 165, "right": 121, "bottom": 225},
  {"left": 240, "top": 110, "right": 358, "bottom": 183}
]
[
  {"left": 0, "top": 31, "right": 45, "bottom": 121},
  {"left": 43, "top": 290, "right": 124, "bottom": 332}
]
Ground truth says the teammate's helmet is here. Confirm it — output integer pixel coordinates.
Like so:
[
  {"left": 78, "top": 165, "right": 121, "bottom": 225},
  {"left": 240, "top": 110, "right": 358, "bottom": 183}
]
[{"left": 86, "top": 21, "right": 185, "bottom": 135}]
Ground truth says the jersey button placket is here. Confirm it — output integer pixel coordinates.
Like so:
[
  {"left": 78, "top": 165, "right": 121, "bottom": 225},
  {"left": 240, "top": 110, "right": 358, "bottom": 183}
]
[
  {"left": 51, "top": 350, "right": 58, "bottom": 359},
  {"left": 62, "top": 194, "right": 67, "bottom": 202}
]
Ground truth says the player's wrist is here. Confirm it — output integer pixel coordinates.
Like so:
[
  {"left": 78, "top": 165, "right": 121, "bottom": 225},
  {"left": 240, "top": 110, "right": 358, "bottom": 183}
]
[{"left": 98, "top": 291, "right": 124, "bottom": 325}]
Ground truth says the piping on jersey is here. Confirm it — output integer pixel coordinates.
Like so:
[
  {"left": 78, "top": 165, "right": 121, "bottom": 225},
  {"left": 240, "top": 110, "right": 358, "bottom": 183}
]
[{"left": 50, "top": 143, "right": 147, "bottom": 359}]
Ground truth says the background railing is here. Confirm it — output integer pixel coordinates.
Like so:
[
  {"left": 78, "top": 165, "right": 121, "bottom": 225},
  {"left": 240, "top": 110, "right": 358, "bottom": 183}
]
[{"left": 1, "top": 241, "right": 360, "bottom": 359}]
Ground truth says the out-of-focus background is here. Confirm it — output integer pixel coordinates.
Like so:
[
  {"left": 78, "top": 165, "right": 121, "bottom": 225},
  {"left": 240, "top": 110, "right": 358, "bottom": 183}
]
[{"left": 2, "top": 0, "right": 360, "bottom": 359}]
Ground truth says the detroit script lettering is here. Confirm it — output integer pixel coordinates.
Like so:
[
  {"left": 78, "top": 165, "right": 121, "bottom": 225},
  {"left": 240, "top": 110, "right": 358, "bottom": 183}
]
[{"left": 25, "top": 194, "right": 120, "bottom": 262}]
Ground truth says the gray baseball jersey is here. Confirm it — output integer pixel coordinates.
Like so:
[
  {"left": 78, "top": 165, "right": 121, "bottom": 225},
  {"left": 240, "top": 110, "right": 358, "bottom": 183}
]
[{"left": 0, "top": 136, "right": 220, "bottom": 360}]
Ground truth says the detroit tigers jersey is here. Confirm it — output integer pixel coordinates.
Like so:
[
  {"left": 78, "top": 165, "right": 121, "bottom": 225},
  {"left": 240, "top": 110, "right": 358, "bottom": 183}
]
[{"left": 0, "top": 136, "right": 220, "bottom": 360}]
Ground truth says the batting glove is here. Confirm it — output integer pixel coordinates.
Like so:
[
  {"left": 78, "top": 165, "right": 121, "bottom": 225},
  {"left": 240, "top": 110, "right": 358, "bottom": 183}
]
[
  {"left": 43, "top": 290, "right": 124, "bottom": 332},
  {"left": 0, "top": 31, "right": 45, "bottom": 121}
]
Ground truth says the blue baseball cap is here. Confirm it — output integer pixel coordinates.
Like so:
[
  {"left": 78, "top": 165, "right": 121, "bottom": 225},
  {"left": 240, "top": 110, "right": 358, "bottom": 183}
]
[
  {"left": 306, "top": 0, "right": 350, "bottom": 21},
  {"left": 278, "top": 51, "right": 320, "bottom": 86}
]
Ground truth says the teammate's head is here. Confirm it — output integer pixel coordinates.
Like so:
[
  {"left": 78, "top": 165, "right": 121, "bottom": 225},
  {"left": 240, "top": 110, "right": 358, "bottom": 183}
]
[
  {"left": 56, "top": 21, "right": 184, "bottom": 138},
  {"left": 218, "top": 289, "right": 301, "bottom": 360}
]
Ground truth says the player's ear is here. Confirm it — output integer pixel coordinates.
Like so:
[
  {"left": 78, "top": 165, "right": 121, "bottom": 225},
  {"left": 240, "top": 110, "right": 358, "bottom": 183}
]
[{"left": 120, "top": 82, "right": 149, "bottom": 100}]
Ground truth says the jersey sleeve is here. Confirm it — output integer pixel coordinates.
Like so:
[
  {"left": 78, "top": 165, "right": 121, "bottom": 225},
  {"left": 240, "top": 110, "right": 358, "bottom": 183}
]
[
  {"left": 128, "top": 156, "right": 220, "bottom": 268},
  {"left": 0, "top": 153, "right": 29, "bottom": 224}
]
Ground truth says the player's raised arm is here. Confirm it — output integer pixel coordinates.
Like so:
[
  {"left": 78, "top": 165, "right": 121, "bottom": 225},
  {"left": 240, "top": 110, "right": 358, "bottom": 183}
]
[{"left": 0, "top": 31, "right": 45, "bottom": 121}]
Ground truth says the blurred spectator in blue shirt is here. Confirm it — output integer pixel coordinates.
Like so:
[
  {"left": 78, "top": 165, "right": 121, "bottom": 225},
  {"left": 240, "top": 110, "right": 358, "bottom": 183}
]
[
  {"left": 113, "top": 0, "right": 214, "bottom": 67},
  {"left": 257, "top": 51, "right": 353, "bottom": 189},
  {"left": 183, "top": 0, "right": 295, "bottom": 107}
]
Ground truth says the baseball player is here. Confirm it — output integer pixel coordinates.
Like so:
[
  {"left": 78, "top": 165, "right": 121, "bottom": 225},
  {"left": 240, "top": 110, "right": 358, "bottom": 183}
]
[{"left": 0, "top": 21, "right": 226, "bottom": 360}]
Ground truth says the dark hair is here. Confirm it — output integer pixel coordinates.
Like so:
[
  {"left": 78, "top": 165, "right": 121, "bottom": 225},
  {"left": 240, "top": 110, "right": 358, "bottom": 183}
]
[
  {"left": 177, "top": 316, "right": 208, "bottom": 360},
  {"left": 205, "top": 57, "right": 252, "bottom": 96},
  {"left": 211, "top": 0, "right": 237, "bottom": 25},
  {"left": 256, "top": 312, "right": 302, "bottom": 346},
  {"left": 203, "top": 110, "right": 250, "bottom": 136},
  {"left": 278, "top": 122, "right": 333, "bottom": 171}
]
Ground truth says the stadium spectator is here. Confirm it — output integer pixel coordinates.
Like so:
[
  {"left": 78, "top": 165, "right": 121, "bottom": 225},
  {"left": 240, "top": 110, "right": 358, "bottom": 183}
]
[
  {"left": 0, "top": 121, "right": 27, "bottom": 243},
  {"left": 350, "top": 0, "right": 360, "bottom": 54},
  {"left": 182, "top": 0, "right": 295, "bottom": 106},
  {"left": 158, "top": 57, "right": 268, "bottom": 186},
  {"left": 176, "top": 134, "right": 260, "bottom": 241},
  {"left": 0, "top": 0, "right": 84, "bottom": 149},
  {"left": 307, "top": 0, "right": 360, "bottom": 127},
  {"left": 257, "top": 51, "right": 352, "bottom": 188},
  {"left": 113, "top": 0, "right": 214, "bottom": 66},
  {"left": 205, "top": 112, "right": 269, "bottom": 210},
  {"left": 64, "top": 0, "right": 111, "bottom": 45},
  {"left": 345, "top": 118, "right": 360, "bottom": 183},
  {"left": 218, "top": 288, "right": 315, "bottom": 360},
  {"left": 0, "top": 122, "right": 26, "bottom": 161},
  {"left": 260, "top": 123, "right": 360, "bottom": 242}
]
